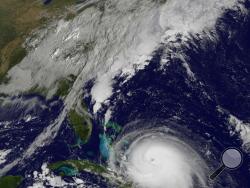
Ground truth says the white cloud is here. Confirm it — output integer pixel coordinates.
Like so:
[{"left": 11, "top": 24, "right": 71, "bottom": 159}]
[
  {"left": 229, "top": 114, "right": 250, "bottom": 148},
  {"left": 0, "top": 149, "right": 11, "bottom": 165}
]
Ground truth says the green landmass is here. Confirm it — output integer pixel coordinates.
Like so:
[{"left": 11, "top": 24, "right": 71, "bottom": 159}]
[
  {"left": 26, "top": 75, "right": 76, "bottom": 97},
  {"left": 9, "top": 47, "right": 27, "bottom": 68},
  {"left": 105, "top": 121, "right": 122, "bottom": 133},
  {"left": 0, "top": 0, "right": 76, "bottom": 83},
  {"left": 65, "top": 12, "right": 77, "bottom": 21},
  {"left": 48, "top": 160, "right": 108, "bottom": 176},
  {"left": 0, "top": 175, "right": 23, "bottom": 188},
  {"left": 27, "top": 85, "right": 48, "bottom": 96},
  {"left": 56, "top": 75, "right": 76, "bottom": 97},
  {"left": 104, "top": 121, "right": 123, "bottom": 142},
  {"left": 68, "top": 109, "right": 92, "bottom": 144},
  {"left": 56, "top": 79, "right": 72, "bottom": 97},
  {"left": 48, "top": 159, "right": 132, "bottom": 187}
]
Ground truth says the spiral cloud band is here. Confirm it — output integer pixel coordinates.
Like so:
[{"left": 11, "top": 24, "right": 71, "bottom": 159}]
[{"left": 109, "top": 122, "right": 209, "bottom": 188}]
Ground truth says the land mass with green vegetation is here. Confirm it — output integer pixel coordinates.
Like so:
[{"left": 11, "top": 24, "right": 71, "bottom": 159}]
[
  {"left": 56, "top": 74, "right": 77, "bottom": 97},
  {"left": 68, "top": 109, "right": 92, "bottom": 144},
  {"left": 48, "top": 160, "right": 108, "bottom": 176},
  {"left": 0, "top": 0, "right": 76, "bottom": 83},
  {"left": 48, "top": 159, "right": 132, "bottom": 188},
  {"left": 0, "top": 175, "right": 23, "bottom": 188}
]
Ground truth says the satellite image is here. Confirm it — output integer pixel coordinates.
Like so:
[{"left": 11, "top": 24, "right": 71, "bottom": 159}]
[{"left": 0, "top": 0, "right": 250, "bottom": 187}]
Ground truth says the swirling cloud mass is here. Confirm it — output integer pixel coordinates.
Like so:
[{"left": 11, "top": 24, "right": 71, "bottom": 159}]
[{"left": 109, "top": 124, "right": 209, "bottom": 188}]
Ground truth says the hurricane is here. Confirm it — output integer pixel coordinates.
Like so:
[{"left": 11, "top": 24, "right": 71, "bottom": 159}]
[{"left": 109, "top": 120, "right": 210, "bottom": 188}]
